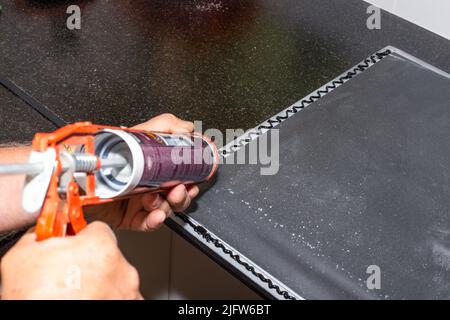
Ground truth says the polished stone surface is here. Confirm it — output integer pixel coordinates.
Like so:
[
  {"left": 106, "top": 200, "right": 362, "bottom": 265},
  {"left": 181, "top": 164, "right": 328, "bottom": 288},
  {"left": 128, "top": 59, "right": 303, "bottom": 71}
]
[
  {"left": 0, "top": 86, "right": 55, "bottom": 144},
  {"left": 0, "top": 0, "right": 449, "bottom": 133},
  {"left": 188, "top": 52, "right": 450, "bottom": 299},
  {"left": 1, "top": 0, "right": 449, "bottom": 299}
]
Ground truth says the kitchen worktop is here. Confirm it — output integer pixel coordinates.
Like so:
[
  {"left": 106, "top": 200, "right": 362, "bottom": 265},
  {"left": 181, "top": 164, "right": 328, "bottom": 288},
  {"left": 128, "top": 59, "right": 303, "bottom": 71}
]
[
  {"left": 0, "top": 85, "right": 55, "bottom": 144},
  {"left": 1, "top": 0, "right": 449, "bottom": 135},
  {"left": 1, "top": 0, "right": 449, "bottom": 299}
]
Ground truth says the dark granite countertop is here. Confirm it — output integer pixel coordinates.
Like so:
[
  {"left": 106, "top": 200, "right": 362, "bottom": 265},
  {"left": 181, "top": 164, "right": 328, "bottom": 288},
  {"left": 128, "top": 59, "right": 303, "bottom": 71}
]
[
  {"left": 1, "top": 0, "right": 449, "bottom": 137},
  {"left": 0, "top": 86, "right": 55, "bottom": 144},
  {"left": 1, "top": 0, "right": 449, "bottom": 298}
]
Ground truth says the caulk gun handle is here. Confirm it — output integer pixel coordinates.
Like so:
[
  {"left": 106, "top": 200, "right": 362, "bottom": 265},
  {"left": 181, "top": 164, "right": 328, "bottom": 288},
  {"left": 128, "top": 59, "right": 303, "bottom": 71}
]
[{"left": 36, "top": 180, "right": 87, "bottom": 241}]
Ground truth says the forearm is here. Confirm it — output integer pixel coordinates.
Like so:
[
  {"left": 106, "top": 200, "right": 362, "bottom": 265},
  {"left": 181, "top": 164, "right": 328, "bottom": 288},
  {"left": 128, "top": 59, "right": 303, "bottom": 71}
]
[{"left": 0, "top": 146, "right": 38, "bottom": 232}]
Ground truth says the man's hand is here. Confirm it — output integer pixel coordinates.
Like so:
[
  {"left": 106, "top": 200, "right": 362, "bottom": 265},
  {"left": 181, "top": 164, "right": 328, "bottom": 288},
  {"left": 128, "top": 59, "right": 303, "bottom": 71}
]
[
  {"left": 0, "top": 113, "right": 198, "bottom": 233},
  {"left": 87, "top": 113, "right": 200, "bottom": 231},
  {"left": 1, "top": 222, "right": 141, "bottom": 300}
]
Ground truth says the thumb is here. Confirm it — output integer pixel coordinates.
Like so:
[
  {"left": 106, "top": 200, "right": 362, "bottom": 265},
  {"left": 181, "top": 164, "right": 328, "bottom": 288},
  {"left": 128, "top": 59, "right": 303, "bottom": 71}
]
[{"left": 77, "top": 221, "right": 117, "bottom": 244}]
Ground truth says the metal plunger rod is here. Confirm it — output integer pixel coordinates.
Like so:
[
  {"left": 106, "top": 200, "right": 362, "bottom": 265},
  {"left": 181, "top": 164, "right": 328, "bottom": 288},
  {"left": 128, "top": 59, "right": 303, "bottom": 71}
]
[
  {"left": 0, "top": 154, "right": 127, "bottom": 176},
  {"left": 0, "top": 163, "right": 45, "bottom": 175}
]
